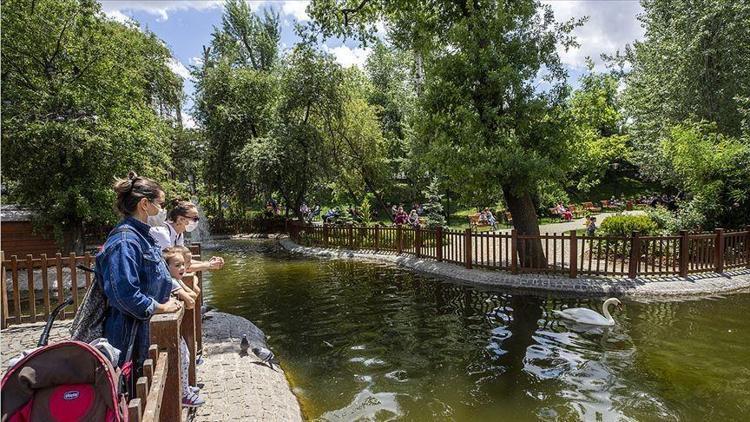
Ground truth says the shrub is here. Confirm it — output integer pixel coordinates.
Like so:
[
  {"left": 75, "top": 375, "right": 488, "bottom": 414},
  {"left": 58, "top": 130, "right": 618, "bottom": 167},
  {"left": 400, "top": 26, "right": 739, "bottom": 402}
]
[
  {"left": 647, "top": 205, "right": 706, "bottom": 234},
  {"left": 599, "top": 214, "right": 659, "bottom": 237}
]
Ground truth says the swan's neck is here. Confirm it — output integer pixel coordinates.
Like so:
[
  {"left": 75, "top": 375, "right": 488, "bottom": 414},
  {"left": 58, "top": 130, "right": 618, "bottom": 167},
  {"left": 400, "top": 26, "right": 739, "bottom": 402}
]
[{"left": 601, "top": 300, "right": 616, "bottom": 323}]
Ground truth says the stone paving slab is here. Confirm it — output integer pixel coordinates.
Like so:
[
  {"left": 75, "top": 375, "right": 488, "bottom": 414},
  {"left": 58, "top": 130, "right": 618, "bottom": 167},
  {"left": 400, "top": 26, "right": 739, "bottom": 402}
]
[
  {"left": 279, "top": 238, "right": 750, "bottom": 299},
  {"left": 193, "top": 311, "right": 302, "bottom": 422}
]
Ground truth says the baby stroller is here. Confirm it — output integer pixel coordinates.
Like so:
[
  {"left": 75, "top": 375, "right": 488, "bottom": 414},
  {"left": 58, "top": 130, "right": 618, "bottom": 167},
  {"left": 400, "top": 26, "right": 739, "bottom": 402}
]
[{"left": 1, "top": 298, "right": 129, "bottom": 421}]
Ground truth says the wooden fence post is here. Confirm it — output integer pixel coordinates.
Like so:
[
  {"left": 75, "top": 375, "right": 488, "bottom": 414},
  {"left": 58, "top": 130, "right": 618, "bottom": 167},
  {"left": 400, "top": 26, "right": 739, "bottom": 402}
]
[
  {"left": 415, "top": 228, "right": 422, "bottom": 258},
  {"left": 1, "top": 251, "right": 7, "bottom": 329},
  {"left": 195, "top": 272, "right": 203, "bottom": 357},
  {"left": 149, "top": 308, "right": 184, "bottom": 422},
  {"left": 436, "top": 227, "right": 443, "bottom": 262},
  {"left": 142, "top": 351, "right": 168, "bottom": 422},
  {"left": 323, "top": 224, "right": 329, "bottom": 248},
  {"left": 511, "top": 230, "right": 518, "bottom": 274},
  {"left": 68, "top": 252, "right": 78, "bottom": 314},
  {"left": 181, "top": 274, "right": 198, "bottom": 386},
  {"left": 464, "top": 228, "right": 472, "bottom": 269},
  {"left": 628, "top": 231, "right": 640, "bottom": 279},
  {"left": 128, "top": 398, "right": 143, "bottom": 422},
  {"left": 679, "top": 230, "right": 689, "bottom": 278},
  {"left": 374, "top": 225, "right": 380, "bottom": 252},
  {"left": 348, "top": 225, "right": 354, "bottom": 249},
  {"left": 569, "top": 231, "right": 577, "bottom": 278},
  {"left": 41, "top": 254, "right": 50, "bottom": 319},
  {"left": 745, "top": 225, "right": 750, "bottom": 269},
  {"left": 397, "top": 225, "right": 403, "bottom": 254},
  {"left": 26, "top": 255, "right": 35, "bottom": 323},
  {"left": 715, "top": 228, "right": 724, "bottom": 273}
]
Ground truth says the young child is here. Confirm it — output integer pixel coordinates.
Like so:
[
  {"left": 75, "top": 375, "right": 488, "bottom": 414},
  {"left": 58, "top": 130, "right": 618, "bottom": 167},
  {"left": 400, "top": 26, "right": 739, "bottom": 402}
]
[{"left": 162, "top": 247, "right": 204, "bottom": 408}]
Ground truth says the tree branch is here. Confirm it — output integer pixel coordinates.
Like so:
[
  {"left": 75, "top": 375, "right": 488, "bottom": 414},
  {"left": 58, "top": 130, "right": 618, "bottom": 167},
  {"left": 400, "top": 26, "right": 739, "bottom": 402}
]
[{"left": 342, "top": 0, "right": 371, "bottom": 27}]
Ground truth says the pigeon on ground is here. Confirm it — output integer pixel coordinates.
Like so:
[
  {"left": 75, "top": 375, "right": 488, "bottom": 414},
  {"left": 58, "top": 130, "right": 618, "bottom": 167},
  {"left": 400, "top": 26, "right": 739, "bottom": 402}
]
[
  {"left": 240, "top": 334, "right": 250, "bottom": 356},
  {"left": 252, "top": 346, "right": 279, "bottom": 369}
]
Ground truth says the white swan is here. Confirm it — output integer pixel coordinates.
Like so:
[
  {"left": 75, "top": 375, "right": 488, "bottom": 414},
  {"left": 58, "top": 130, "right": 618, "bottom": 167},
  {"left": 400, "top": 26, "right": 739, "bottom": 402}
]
[{"left": 553, "top": 298, "right": 623, "bottom": 326}]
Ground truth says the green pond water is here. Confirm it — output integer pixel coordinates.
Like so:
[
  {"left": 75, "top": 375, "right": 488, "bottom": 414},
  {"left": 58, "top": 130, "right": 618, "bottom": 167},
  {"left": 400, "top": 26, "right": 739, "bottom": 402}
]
[{"left": 201, "top": 240, "right": 750, "bottom": 421}]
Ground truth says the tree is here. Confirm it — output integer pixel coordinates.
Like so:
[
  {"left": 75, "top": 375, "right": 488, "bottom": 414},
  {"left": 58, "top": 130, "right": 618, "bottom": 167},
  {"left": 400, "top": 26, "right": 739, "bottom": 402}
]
[
  {"left": 1, "top": 0, "right": 182, "bottom": 252},
  {"left": 567, "top": 60, "right": 633, "bottom": 195},
  {"left": 193, "top": 0, "right": 280, "bottom": 214},
  {"left": 658, "top": 122, "right": 750, "bottom": 229},
  {"left": 421, "top": 178, "right": 446, "bottom": 228},
  {"left": 622, "top": 0, "right": 750, "bottom": 181},
  {"left": 308, "top": 0, "right": 583, "bottom": 265}
]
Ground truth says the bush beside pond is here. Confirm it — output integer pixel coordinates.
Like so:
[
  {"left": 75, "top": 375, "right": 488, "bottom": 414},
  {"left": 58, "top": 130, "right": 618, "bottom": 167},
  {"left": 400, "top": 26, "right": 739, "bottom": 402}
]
[{"left": 599, "top": 214, "right": 659, "bottom": 237}]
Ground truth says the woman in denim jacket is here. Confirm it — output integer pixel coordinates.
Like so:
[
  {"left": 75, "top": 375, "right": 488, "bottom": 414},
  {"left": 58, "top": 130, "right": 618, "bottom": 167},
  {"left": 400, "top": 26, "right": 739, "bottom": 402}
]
[{"left": 98, "top": 172, "right": 181, "bottom": 368}]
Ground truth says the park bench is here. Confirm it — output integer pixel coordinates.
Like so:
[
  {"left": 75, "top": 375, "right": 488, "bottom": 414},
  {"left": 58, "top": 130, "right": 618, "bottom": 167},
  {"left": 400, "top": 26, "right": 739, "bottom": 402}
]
[
  {"left": 468, "top": 214, "right": 500, "bottom": 231},
  {"left": 468, "top": 214, "right": 490, "bottom": 230},
  {"left": 582, "top": 201, "right": 602, "bottom": 213},
  {"left": 567, "top": 204, "right": 583, "bottom": 218},
  {"left": 600, "top": 200, "right": 618, "bottom": 210}
]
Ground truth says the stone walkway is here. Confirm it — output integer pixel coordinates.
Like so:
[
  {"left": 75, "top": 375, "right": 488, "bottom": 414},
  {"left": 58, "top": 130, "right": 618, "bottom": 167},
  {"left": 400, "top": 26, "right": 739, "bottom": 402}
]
[
  {"left": 492, "top": 210, "right": 643, "bottom": 234},
  {"left": 193, "top": 311, "right": 301, "bottom": 421},
  {"left": 0, "top": 313, "right": 302, "bottom": 422},
  {"left": 280, "top": 238, "right": 750, "bottom": 299}
]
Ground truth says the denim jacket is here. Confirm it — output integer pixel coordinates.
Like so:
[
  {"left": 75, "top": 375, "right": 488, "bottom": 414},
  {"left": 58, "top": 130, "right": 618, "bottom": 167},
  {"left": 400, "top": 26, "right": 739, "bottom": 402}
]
[{"left": 98, "top": 217, "right": 172, "bottom": 366}]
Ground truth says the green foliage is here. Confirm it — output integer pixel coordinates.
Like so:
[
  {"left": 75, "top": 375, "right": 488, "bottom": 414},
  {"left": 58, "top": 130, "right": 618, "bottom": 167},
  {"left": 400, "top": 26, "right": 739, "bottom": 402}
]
[
  {"left": 657, "top": 121, "right": 750, "bottom": 228},
  {"left": 421, "top": 178, "right": 446, "bottom": 228},
  {"left": 599, "top": 215, "right": 659, "bottom": 237},
  {"left": 1, "top": 0, "right": 182, "bottom": 251},
  {"left": 359, "top": 194, "right": 373, "bottom": 225},
  {"left": 623, "top": 0, "right": 750, "bottom": 181},
  {"left": 310, "top": 0, "right": 588, "bottom": 240},
  {"left": 566, "top": 62, "right": 634, "bottom": 194}
]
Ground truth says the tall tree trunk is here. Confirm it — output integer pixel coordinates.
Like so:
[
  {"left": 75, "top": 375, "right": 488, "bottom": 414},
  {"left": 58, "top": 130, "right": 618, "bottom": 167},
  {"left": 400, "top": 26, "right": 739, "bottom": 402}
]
[
  {"left": 68, "top": 220, "right": 85, "bottom": 255},
  {"left": 502, "top": 186, "right": 546, "bottom": 269}
]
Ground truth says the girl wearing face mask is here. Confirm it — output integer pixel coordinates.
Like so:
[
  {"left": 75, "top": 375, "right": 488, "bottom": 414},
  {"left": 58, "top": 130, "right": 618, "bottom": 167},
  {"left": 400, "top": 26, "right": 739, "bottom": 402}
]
[
  {"left": 150, "top": 199, "right": 224, "bottom": 272},
  {"left": 98, "top": 172, "right": 182, "bottom": 371}
]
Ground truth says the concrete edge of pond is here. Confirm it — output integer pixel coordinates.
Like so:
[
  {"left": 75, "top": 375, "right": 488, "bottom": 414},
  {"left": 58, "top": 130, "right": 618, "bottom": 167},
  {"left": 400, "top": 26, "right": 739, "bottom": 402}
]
[
  {"left": 193, "top": 310, "right": 303, "bottom": 421},
  {"left": 278, "top": 237, "right": 750, "bottom": 300}
]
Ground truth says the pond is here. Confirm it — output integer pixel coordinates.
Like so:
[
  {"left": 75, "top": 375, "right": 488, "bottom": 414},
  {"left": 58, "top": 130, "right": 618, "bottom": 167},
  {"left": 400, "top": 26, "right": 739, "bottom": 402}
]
[{"left": 202, "top": 240, "right": 749, "bottom": 421}]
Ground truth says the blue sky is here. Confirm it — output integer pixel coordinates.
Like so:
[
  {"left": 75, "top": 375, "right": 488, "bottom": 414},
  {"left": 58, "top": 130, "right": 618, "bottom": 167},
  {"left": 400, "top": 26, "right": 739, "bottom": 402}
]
[{"left": 100, "top": 1, "right": 646, "bottom": 127}]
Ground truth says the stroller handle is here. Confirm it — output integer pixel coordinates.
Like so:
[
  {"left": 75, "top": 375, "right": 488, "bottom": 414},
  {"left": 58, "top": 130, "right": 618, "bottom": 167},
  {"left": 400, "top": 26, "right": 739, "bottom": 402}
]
[{"left": 38, "top": 297, "right": 74, "bottom": 347}]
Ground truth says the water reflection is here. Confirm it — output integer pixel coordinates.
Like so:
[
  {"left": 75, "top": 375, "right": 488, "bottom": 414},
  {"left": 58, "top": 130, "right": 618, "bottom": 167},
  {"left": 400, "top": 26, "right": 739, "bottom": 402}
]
[{"left": 203, "top": 240, "right": 749, "bottom": 421}]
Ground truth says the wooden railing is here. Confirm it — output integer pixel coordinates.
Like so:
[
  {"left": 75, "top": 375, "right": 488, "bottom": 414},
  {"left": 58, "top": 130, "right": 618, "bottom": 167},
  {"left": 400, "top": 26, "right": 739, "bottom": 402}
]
[
  {"left": 290, "top": 222, "right": 750, "bottom": 279},
  {"left": 1, "top": 245, "right": 205, "bottom": 421},
  {"left": 0, "top": 244, "right": 203, "bottom": 329},
  {"left": 126, "top": 286, "right": 201, "bottom": 422},
  {"left": 128, "top": 345, "right": 169, "bottom": 422}
]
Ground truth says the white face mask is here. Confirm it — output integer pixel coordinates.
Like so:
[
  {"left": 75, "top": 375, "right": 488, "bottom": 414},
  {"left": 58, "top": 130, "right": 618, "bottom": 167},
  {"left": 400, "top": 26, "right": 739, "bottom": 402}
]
[
  {"left": 147, "top": 202, "right": 167, "bottom": 227},
  {"left": 185, "top": 220, "right": 198, "bottom": 232}
]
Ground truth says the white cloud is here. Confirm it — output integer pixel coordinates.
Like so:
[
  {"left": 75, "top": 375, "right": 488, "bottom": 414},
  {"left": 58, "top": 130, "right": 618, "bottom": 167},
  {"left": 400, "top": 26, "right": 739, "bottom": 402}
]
[
  {"left": 543, "top": 0, "right": 645, "bottom": 70},
  {"left": 189, "top": 56, "right": 204, "bottom": 66},
  {"left": 324, "top": 45, "right": 371, "bottom": 68},
  {"left": 167, "top": 58, "right": 191, "bottom": 79},
  {"left": 103, "top": 9, "right": 136, "bottom": 25},
  {"left": 99, "top": 1, "right": 222, "bottom": 22},
  {"left": 280, "top": 1, "right": 310, "bottom": 22}
]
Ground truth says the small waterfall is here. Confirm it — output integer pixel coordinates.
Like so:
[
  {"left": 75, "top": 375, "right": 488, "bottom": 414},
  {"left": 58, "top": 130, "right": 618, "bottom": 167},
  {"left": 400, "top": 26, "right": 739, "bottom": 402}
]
[{"left": 189, "top": 199, "right": 213, "bottom": 245}]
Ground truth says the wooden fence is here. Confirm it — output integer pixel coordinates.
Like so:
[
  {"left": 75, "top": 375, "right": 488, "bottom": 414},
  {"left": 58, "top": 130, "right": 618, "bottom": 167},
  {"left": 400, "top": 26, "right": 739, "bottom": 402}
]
[
  {"left": 0, "top": 244, "right": 203, "bottom": 329},
  {"left": 1, "top": 246, "right": 204, "bottom": 422},
  {"left": 290, "top": 223, "right": 750, "bottom": 279}
]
